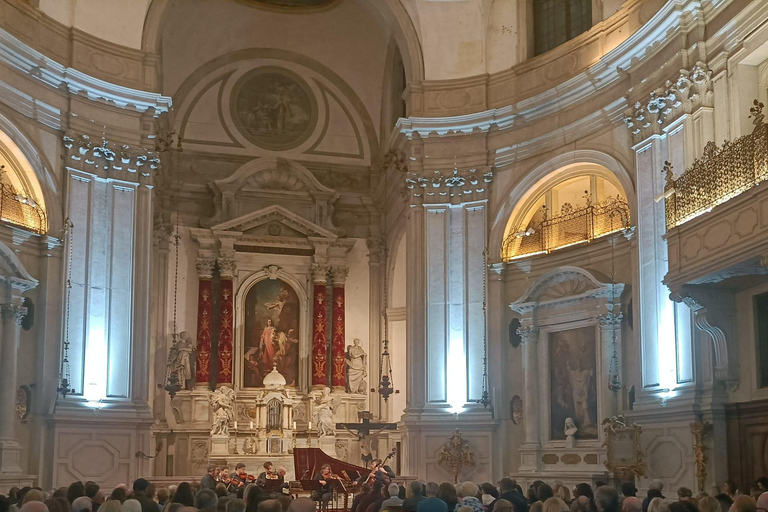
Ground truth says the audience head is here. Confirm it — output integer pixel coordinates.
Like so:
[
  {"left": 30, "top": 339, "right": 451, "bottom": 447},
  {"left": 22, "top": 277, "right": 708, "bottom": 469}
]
[
  {"left": 71, "top": 497, "right": 92, "bottom": 512},
  {"left": 621, "top": 483, "right": 637, "bottom": 498},
  {"left": 538, "top": 485, "right": 554, "bottom": 503},
  {"left": 121, "top": 500, "right": 141, "bottom": 512},
  {"left": 729, "top": 496, "right": 756, "bottom": 512},
  {"left": 457, "top": 482, "right": 479, "bottom": 500},
  {"left": 21, "top": 502, "right": 50, "bottom": 512},
  {"left": 217, "top": 498, "right": 231, "bottom": 512},
  {"left": 23, "top": 491, "right": 47, "bottom": 505},
  {"left": 650, "top": 482, "right": 665, "bottom": 492},
  {"left": 717, "top": 494, "right": 735, "bottom": 512},
  {"left": 648, "top": 498, "right": 673, "bottom": 512},
  {"left": 622, "top": 497, "right": 642, "bottom": 512},
  {"left": 45, "top": 499, "right": 72, "bottom": 512},
  {"left": 757, "top": 481, "right": 768, "bottom": 493},
  {"left": 595, "top": 487, "right": 619, "bottom": 512},
  {"left": 678, "top": 489, "right": 693, "bottom": 502},
  {"left": 97, "top": 501, "right": 121, "bottom": 512},
  {"left": 410, "top": 482, "right": 425, "bottom": 499},
  {"left": 700, "top": 497, "right": 720, "bottom": 512},
  {"left": 84, "top": 484, "right": 99, "bottom": 501},
  {"left": 425, "top": 483, "right": 439, "bottom": 499},
  {"left": 437, "top": 483, "right": 458, "bottom": 505},
  {"left": 171, "top": 484, "right": 194, "bottom": 508},
  {"left": 575, "top": 484, "right": 595, "bottom": 501},
  {"left": 132, "top": 481, "right": 149, "bottom": 497},
  {"left": 387, "top": 484, "right": 400, "bottom": 498},
  {"left": 276, "top": 495, "right": 292, "bottom": 512},
  {"left": 498, "top": 479, "right": 517, "bottom": 495},
  {"left": 723, "top": 483, "right": 739, "bottom": 497},
  {"left": 67, "top": 483, "right": 86, "bottom": 505},
  {"left": 669, "top": 502, "right": 699, "bottom": 512},
  {"left": 648, "top": 490, "right": 664, "bottom": 502},
  {"left": 543, "top": 498, "right": 570, "bottom": 512},
  {"left": 194, "top": 490, "right": 218, "bottom": 511},
  {"left": 156, "top": 489, "right": 170, "bottom": 505},
  {"left": 756, "top": 492, "right": 768, "bottom": 511},
  {"left": 286, "top": 498, "right": 316, "bottom": 512},
  {"left": 215, "top": 485, "right": 229, "bottom": 499},
  {"left": 495, "top": 500, "right": 514, "bottom": 512},
  {"left": 256, "top": 500, "right": 282, "bottom": 512},
  {"left": 227, "top": 499, "right": 247, "bottom": 512}
]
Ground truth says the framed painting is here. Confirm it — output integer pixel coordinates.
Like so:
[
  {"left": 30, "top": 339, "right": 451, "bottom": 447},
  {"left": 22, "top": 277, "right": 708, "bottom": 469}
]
[
  {"left": 549, "top": 325, "right": 599, "bottom": 440},
  {"left": 242, "top": 278, "right": 300, "bottom": 387}
]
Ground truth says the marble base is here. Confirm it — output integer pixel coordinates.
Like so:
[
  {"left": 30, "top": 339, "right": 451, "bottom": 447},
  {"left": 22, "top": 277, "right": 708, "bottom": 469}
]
[
  {"left": 210, "top": 434, "right": 230, "bottom": 457},
  {"left": 318, "top": 436, "right": 337, "bottom": 458},
  {"left": 0, "top": 474, "right": 36, "bottom": 494},
  {"left": 0, "top": 439, "right": 23, "bottom": 474}
]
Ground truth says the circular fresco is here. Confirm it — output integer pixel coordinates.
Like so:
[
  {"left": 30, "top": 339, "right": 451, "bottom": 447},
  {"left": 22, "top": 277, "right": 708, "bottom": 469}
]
[{"left": 231, "top": 67, "right": 317, "bottom": 151}]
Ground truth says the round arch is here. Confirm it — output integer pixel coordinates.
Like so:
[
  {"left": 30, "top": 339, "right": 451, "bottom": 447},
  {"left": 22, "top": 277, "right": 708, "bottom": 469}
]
[{"left": 489, "top": 150, "right": 636, "bottom": 260}]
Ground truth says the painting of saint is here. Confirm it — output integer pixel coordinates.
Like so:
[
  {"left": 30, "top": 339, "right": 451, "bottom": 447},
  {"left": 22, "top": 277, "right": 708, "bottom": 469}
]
[
  {"left": 549, "top": 326, "right": 598, "bottom": 440},
  {"left": 243, "top": 279, "right": 300, "bottom": 387}
]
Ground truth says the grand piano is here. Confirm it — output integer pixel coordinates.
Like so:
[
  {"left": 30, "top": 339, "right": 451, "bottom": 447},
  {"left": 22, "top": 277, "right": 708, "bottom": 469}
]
[{"left": 293, "top": 447, "right": 370, "bottom": 510}]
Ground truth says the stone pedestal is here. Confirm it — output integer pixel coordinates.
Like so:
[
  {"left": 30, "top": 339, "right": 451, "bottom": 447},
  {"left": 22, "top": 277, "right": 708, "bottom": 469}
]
[
  {"left": 0, "top": 474, "right": 36, "bottom": 495},
  {"left": 210, "top": 434, "right": 230, "bottom": 457},
  {"left": 319, "top": 436, "right": 336, "bottom": 457},
  {"left": 0, "top": 439, "right": 22, "bottom": 474}
]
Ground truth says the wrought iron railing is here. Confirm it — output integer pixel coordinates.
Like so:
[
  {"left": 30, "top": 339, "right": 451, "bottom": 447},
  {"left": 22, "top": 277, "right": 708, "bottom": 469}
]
[
  {"left": 0, "top": 182, "right": 47, "bottom": 234},
  {"left": 502, "top": 196, "right": 631, "bottom": 261},
  {"left": 664, "top": 100, "right": 768, "bottom": 230}
]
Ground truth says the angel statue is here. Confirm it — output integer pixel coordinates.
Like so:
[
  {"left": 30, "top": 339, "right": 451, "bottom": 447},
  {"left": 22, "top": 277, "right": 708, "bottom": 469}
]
[
  {"left": 209, "top": 386, "right": 236, "bottom": 436},
  {"left": 313, "top": 386, "right": 339, "bottom": 437}
]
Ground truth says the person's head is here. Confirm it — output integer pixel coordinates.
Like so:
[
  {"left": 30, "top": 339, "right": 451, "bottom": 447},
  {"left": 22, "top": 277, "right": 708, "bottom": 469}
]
[
  {"left": 67, "top": 483, "right": 86, "bottom": 504},
  {"left": 622, "top": 497, "right": 642, "bottom": 512},
  {"left": 245, "top": 485, "right": 263, "bottom": 510},
  {"left": 276, "top": 495, "right": 292, "bottom": 512},
  {"left": 109, "top": 489, "right": 127, "bottom": 504},
  {"left": 132, "top": 481, "right": 150, "bottom": 497},
  {"left": 256, "top": 500, "right": 282, "bottom": 512},
  {"left": 157, "top": 489, "right": 170, "bottom": 505},
  {"left": 410, "top": 482, "right": 425, "bottom": 499},
  {"left": 557, "top": 487, "right": 571, "bottom": 504},
  {"left": 71, "top": 497, "right": 92, "bottom": 512},
  {"left": 700, "top": 497, "right": 720, "bottom": 512},
  {"left": 122, "top": 500, "right": 141, "bottom": 512},
  {"left": 574, "top": 484, "right": 594, "bottom": 501},
  {"left": 425, "top": 483, "right": 439, "bottom": 499},
  {"left": 543, "top": 498, "right": 570, "bottom": 512},
  {"left": 538, "top": 485, "right": 554, "bottom": 503},
  {"left": 678, "top": 489, "right": 693, "bottom": 502},
  {"left": 456, "top": 483, "right": 479, "bottom": 500},
  {"left": 495, "top": 501, "right": 514, "bottom": 512},
  {"left": 755, "top": 493, "right": 768, "bottom": 512},
  {"left": 220, "top": 468, "right": 230, "bottom": 480},
  {"left": 208, "top": 465, "right": 218, "bottom": 476},
  {"left": 729, "top": 496, "right": 756, "bottom": 512},
  {"left": 648, "top": 498, "right": 673, "bottom": 512},
  {"left": 263, "top": 462, "right": 273, "bottom": 472},
  {"left": 194, "top": 489, "right": 218, "bottom": 511},
  {"left": 84, "top": 484, "right": 100, "bottom": 501},
  {"left": 650, "top": 482, "right": 665, "bottom": 493},
  {"left": 45, "top": 499, "right": 71, "bottom": 512},
  {"left": 480, "top": 483, "right": 498, "bottom": 499},
  {"left": 387, "top": 484, "right": 400, "bottom": 499},
  {"left": 171, "top": 484, "right": 194, "bottom": 508},
  {"left": 621, "top": 483, "right": 637, "bottom": 498},
  {"left": 371, "top": 459, "right": 382, "bottom": 469},
  {"left": 498, "top": 479, "right": 517, "bottom": 495},
  {"left": 286, "top": 498, "right": 315, "bottom": 512},
  {"left": 320, "top": 464, "right": 331, "bottom": 477},
  {"left": 723, "top": 483, "right": 738, "bottom": 497},
  {"left": 216, "top": 485, "right": 229, "bottom": 499},
  {"left": 227, "top": 499, "right": 246, "bottom": 512},
  {"left": 236, "top": 464, "right": 247, "bottom": 476},
  {"left": 277, "top": 468, "right": 287, "bottom": 479},
  {"left": 23, "top": 491, "right": 47, "bottom": 505},
  {"left": 217, "top": 497, "right": 231, "bottom": 512},
  {"left": 20, "top": 502, "right": 49, "bottom": 512},
  {"left": 437, "top": 483, "right": 458, "bottom": 504},
  {"left": 594, "top": 487, "right": 619, "bottom": 512},
  {"left": 647, "top": 491, "right": 664, "bottom": 502}
]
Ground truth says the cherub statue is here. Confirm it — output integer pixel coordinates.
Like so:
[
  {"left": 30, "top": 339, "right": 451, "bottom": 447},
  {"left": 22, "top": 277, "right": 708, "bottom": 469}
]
[
  {"left": 209, "top": 386, "right": 236, "bottom": 436},
  {"left": 313, "top": 387, "right": 339, "bottom": 437}
]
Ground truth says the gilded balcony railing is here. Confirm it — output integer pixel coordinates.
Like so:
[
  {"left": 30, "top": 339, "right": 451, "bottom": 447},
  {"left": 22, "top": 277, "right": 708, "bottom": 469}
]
[
  {"left": 0, "top": 182, "right": 47, "bottom": 235},
  {"left": 664, "top": 100, "right": 768, "bottom": 230},
  {"left": 502, "top": 196, "right": 631, "bottom": 261}
]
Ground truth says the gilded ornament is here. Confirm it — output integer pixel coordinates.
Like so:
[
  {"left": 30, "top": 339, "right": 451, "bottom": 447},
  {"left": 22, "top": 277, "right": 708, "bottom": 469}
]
[{"left": 436, "top": 430, "right": 476, "bottom": 483}]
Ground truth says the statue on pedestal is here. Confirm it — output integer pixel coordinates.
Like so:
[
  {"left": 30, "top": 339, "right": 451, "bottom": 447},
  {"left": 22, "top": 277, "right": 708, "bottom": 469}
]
[
  {"left": 345, "top": 338, "right": 367, "bottom": 394},
  {"left": 166, "top": 331, "right": 195, "bottom": 390},
  {"left": 209, "top": 386, "right": 236, "bottom": 436},
  {"left": 313, "top": 387, "right": 338, "bottom": 437}
]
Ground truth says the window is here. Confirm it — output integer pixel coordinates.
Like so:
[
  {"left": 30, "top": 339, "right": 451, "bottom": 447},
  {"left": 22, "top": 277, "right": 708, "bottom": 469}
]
[
  {"left": 754, "top": 292, "right": 768, "bottom": 388},
  {"left": 534, "top": 0, "right": 592, "bottom": 56}
]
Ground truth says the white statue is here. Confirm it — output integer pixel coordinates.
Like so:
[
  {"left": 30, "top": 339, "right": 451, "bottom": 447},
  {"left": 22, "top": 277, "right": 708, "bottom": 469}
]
[
  {"left": 345, "top": 339, "right": 368, "bottom": 394},
  {"left": 209, "top": 386, "right": 236, "bottom": 436},
  {"left": 568, "top": 360, "right": 594, "bottom": 428},
  {"left": 166, "top": 331, "right": 195, "bottom": 390},
  {"left": 564, "top": 417, "right": 579, "bottom": 436},
  {"left": 313, "top": 387, "right": 338, "bottom": 437}
]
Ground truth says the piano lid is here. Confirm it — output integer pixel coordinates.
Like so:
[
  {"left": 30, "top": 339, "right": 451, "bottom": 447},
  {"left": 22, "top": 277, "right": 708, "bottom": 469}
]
[{"left": 293, "top": 447, "right": 369, "bottom": 481}]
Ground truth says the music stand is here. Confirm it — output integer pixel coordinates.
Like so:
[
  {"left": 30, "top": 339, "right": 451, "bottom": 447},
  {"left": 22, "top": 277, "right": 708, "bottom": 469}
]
[
  {"left": 301, "top": 480, "right": 329, "bottom": 511},
  {"left": 262, "top": 478, "right": 285, "bottom": 495}
]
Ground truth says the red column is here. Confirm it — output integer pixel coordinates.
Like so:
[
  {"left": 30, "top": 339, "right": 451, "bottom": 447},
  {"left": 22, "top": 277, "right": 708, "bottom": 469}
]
[
  {"left": 331, "top": 267, "right": 349, "bottom": 390},
  {"left": 311, "top": 264, "right": 328, "bottom": 389},
  {"left": 195, "top": 259, "right": 215, "bottom": 384},
  {"left": 217, "top": 258, "right": 236, "bottom": 385}
]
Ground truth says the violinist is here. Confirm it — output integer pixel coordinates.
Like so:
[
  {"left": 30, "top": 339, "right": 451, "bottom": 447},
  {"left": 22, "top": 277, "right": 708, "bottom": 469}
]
[
  {"left": 231, "top": 463, "right": 254, "bottom": 488},
  {"left": 311, "top": 463, "right": 334, "bottom": 511},
  {"left": 218, "top": 467, "right": 232, "bottom": 488},
  {"left": 201, "top": 464, "right": 217, "bottom": 490},
  {"left": 257, "top": 461, "right": 281, "bottom": 488}
]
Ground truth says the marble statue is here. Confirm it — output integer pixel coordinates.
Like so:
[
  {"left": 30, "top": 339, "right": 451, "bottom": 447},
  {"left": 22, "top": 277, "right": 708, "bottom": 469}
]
[
  {"left": 313, "top": 386, "right": 338, "bottom": 437},
  {"left": 166, "top": 331, "right": 195, "bottom": 390},
  {"left": 564, "top": 417, "right": 578, "bottom": 436},
  {"left": 345, "top": 338, "right": 368, "bottom": 394},
  {"left": 209, "top": 386, "right": 236, "bottom": 436}
]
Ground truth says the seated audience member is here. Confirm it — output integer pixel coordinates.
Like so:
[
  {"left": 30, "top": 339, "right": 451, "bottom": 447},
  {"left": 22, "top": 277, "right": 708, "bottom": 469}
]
[
  {"left": 543, "top": 498, "right": 570, "bottom": 512},
  {"left": 437, "top": 484, "right": 458, "bottom": 512},
  {"left": 23, "top": 491, "right": 47, "bottom": 505},
  {"left": 72, "top": 496, "right": 93, "bottom": 512},
  {"left": 352, "top": 484, "right": 372, "bottom": 512},
  {"left": 490, "top": 478, "right": 528, "bottom": 512},
  {"left": 195, "top": 490, "right": 219, "bottom": 512},
  {"left": 456, "top": 482, "right": 484, "bottom": 512},
  {"left": 98, "top": 501, "right": 122, "bottom": 512},
  {"left": 227, "top": 499, "right": 247, "bottom": 512},
  {"left": 0, "top": 497, "right": 9, "bottom": 512},
  {"left": 403, "top": 482, "right": 427, "bottom": 512},
  {"left": 218, "top": 497, "right": 231, "bottom": 512},
  {"left": 122, "top": 501, "right": 142, "bottom": 512},
  {"left": 756, "top": 492, "right": 768, "bottom": 512},
  {"left": 458, "top": 506, "right": 475, "bottom": 512},
  {"left": 699, "top": 497, "right": 720, "bottom": 512},
  {"left": 595, "top": 487, "right": 619, "bottom": 512},
  {"left": 21, "top": 502, "right": 50, "bottom": 512},
  {"left": 380, "top": 483, "right": 404, "bottom": 512},
  {"left": 216, "top": 486, "right": 229, "bottom": 500},
  {"left": 723, "top": 484, "right": 739, "bottom": 500},
  {"left": 643, "top": 484, "right": 666, "bottom": 512},
  {"left": 85, "top": 484, "right": 100, "bottom": 512},
  {"left": 276, "top": 495, "right": 292, "bottom": 512},
  {"left": 170, "top": 485, "right": 194, "bottom": 509},
  {"left": 417, "top": 496, "right": 449, "bottom": 512},
  {"left": 557, "top": 488, "right": 572, "bottom": 506},
  {"left": 494, "top": 501, "right": 514, "bottom": 512},
  {"left": 256, "top": 500, "right": 282, "bottom": 512},
  {"left": 647, "top": 498, "right": 673, "bottom": 512},
  {"left": 358, "top": 482, "right": 384, "bottom": 512},
  {"left": 109, "top": 489, "right": 127, "bottom": 505},
  {"left": 46, "top": 500, "right": 73, "bottom": 512},
  {"left": 532, "top": 486, "right": 555, "bottom": 512},
  {"left": 716, "top": 495, "right": 734, "bottom": 512},
  {"left": 425, "top": 484, "right": 439, "bottom": 500},
  {"left": 622, "top": 485, "right": 637, "bottom": 499},
  {"left": 480, "top": 484, "right": 499, "bottom": 503},
  {"left": 156, "top": 489, "right": 169, "bottom": 511},
  {"left": 622, "top": 497, "right": 642, "bottom": 512},
  {"left": 677, "top": 490, "right": 693, "bottom": 503},
  {"left": 287, "top": 498, "right": 316, "bottom": 512},
  {"left": 668, "top": 503, "right": 698, "bottom": 512},
  {"left": 729, "top": 496, "right": 756, "bottom": 512},
  {"left": 68, "top": 484, "right": 86, "bottom": 505}
]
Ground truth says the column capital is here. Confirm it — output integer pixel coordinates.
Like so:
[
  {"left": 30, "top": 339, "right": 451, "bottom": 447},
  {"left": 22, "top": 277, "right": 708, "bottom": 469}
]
[
  {"left": 196, "top": 258, "right": 216, "bottom": 279},
  {"left": 329, "top": 266, "right": 349, "bottom": 286},
  {"left": 310, "top": 264, "right": 329, "bottom": 284},
  {"left": 598, "top": 312, "right": 622, "bottom": 328},
  {"left": 218, "top": 258, "right": 237, "bottom": 279},
  {"left": 517, "top": 325, "right": 539, "bottom": 343},
  {"left": 1, "top": 305, "right": 26, "bottom": 325}
]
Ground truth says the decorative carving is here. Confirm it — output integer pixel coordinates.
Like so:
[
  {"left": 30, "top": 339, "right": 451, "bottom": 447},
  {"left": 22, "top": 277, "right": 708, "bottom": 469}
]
[
  {"left": 264, "top": 264, "right": 281, "bottom": 280},
  {"left": 602, "top": 415, "right": 646, "bottom": 478},
  {"left": 401, "top": 161, "right": 493, "bottom": 205},
  {"left": 690, "top": 421, "right": 713, "bottom": 492},
  {"left": 345, "top": 338, "right": 368, "bottom": 394},
  {"left": 196, "top": 258, "right": 216, "bottom": 279},
  {"left": 335, "top": 439, "right": 349, "bottom": 462},
  {"left": 209, "top": 386, "right": 236, "bottom": 436},
  {"left": 330, "top": 266, "right": 349, "bottom": 285},
  {"left": 313, "top": 387, "right": 338, "bottom": 437},
  {"left": 436, "top": 430, "right": 476, "bottom": 484},
  {"left": 218, "top": 258, "right": 237, "bottom": 279},
  {"left": 310, "top": 264, "right": 329, "bottom": 284},
  {"left": 510, "top": 395, "right": 523, "bottom": 424},
  {"left": 62, "top": 132, "right": 161, "bottom": 179},
  {"left": 16, "top": 386, "right": 30, "bottom": 420},
  {"left": 190, "top": 440, "right": 209, "bottom": 467},
  {"left": 382, "top": 149, "right": 408, "bottom": 174},
  {"left": 623, "top": 62, "right": 714, "bottom": 142}
]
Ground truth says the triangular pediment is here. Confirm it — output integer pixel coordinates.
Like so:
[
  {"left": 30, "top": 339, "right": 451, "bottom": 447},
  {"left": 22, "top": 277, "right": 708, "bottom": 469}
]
[{"left": 210, "top": 204, "right": 338, "bottom": 240}]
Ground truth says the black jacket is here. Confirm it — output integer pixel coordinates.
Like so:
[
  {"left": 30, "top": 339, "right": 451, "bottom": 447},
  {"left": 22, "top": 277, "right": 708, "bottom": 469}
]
[
  {"left": 489, "top": 491, "right": 529, "bottom": 512},
  {"left": 201, "top": 474, "right": 217, "bottom": 490}
]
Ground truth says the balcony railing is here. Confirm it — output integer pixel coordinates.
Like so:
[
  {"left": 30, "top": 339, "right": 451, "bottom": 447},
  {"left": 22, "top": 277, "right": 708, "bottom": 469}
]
[
  {"left": 664, "top": 100, "right": 768, "bottom": 230},
  {"left": 502, "top": 196, "right": 631, "bottom": 261},
  {"left": 0, "top": 182, "right": 47, "bottom": 235}
]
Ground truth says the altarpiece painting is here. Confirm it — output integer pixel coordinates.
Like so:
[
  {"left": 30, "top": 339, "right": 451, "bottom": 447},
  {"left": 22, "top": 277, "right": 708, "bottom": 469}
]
[
  {"left": 243, "top": 278, "right": 300, "bottom": 387},
  {"left": 549, "top": 326, "right": 598, "bottom": 440}
]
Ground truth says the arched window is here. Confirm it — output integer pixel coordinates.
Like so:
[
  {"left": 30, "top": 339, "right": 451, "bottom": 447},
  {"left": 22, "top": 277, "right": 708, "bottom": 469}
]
[
  {"left": 502, "top": 169, "right": 630, "bottom": 261},
  {"left": 534, "top": 0, "right": 592, "bottom": 56},
  {"left": 0, "top": 130, "right": 47, "bottom": 234}
]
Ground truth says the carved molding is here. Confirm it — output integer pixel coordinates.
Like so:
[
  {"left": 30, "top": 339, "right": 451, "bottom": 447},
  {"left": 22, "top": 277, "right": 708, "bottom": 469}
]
[
  {"left": 329, "top": 266, "right": 349, "bottom": 285},
  {"left": 196, "top": 258, "right": 216, "bottom": 279},
  {"left": 218, "top": 258, "right": 237, "bottom": 279},
  {"left": 624, "top": 62, "right": 714, "bottom": 143},
  {"left": 310, "top": 264, "right": 329, "bottom": 284},
  {"left": 401, "top": 164, "right": 494, "bottom": 205},
  {"left": 63, "top": 132, "right": 160, "bottom": 182}
]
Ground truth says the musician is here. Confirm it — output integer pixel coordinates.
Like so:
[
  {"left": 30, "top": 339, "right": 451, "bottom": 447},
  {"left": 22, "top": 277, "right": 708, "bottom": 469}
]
[
  {"left": 201, "top": 464, "right": 217, "bottom": 490},
  {"left": 257, "top": 461, "right": 278, "bottom": 487},
  {"left": 231, "top": 463, "right": 252, "bottom": 488},
  {"left": 311, "top": 463, "right": 334, "bottom": 511},
  {"left": 218, "top": 467, "right": 232, "bottom": 488},
  {"left": 357, "top": 458, "right": 395, "bottom": 487}
]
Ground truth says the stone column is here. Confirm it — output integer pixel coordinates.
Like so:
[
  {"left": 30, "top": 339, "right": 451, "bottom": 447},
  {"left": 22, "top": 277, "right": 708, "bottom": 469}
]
[
  {"left": 195, "top": 258, "right": 215, "bottom": 386},
  {"left": 0, "top": 304, "right": 25, "bottom": 473},
  {"left": 311, "top": 264, "right": 329, "bottom": 389},
  {"left": 330, "top": 267, "right": 349, "bottom": 392},
  {"left": 217, "top": 258, "right": 236, "bottom": 385},
  {"left": 518, "top": 325, "right": 540, "bottom": 447}
]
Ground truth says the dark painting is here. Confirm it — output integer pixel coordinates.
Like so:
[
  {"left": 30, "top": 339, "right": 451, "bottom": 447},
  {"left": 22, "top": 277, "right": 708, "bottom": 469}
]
[
  {"left": 243, "top": 279, "right": 300, "bottom": 387},
  {"left": 549, "top": 326, "right": 598, "bottom": 440}
]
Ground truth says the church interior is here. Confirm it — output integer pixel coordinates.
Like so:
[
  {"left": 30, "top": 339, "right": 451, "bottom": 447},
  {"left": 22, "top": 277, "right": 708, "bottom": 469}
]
[{"left": 1, "top": 0, "right": 768, "bottom": 511}]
